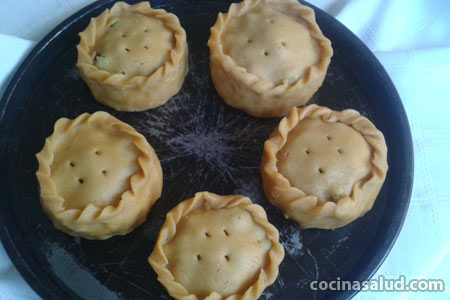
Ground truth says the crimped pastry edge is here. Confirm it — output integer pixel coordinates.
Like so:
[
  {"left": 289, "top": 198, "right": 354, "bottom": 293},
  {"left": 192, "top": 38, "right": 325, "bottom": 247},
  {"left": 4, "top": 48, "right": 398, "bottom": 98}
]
[
  {"left": 261, "top": 104, "right": 388, "bottom": 229},
  {"left": 208, "top": 0, "right": 333, "bottom": 117},
  {"left": 36, "top": 111, "right": 163, "bottom": 239},
  {"left": 76, "top": 1, "right": 188, "bottom": 111},
  {"left": 148, "top": 191, "right": 285, "bottom": 300}
]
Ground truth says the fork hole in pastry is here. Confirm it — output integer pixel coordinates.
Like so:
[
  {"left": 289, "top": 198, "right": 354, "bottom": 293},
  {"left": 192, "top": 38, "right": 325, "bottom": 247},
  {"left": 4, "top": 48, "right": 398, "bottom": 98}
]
[
  {"left": 337, "top": 148, "right": 343, "bottom": 154},
  {"left": 281, "top": 41, "right": 287, "bottom": 47},
  {"left": 318, "top": 168, "right": 324, "bottom": 174},
  {"left": 69, "top": 162, "right": 75, "bottom": 167},
  {"left": 204, "top": 231, "right": 211, "bottom": 238},
  {"left": 263, "top": 50, "right": 269, "bottom": 56},
  {"left": 94, "top": 150, "right": 101, "bottom": 155},
  {"left": 102, "top": 170, "right": 107, "bottom": 175},
  {"left": 120, "top": 71, "right": 126, "bottom": 75},
  {"left": 268, "top": 19, "right": 274, "bottom": 24},
  {"left": 196, "top": 254, "right": 202, "bottom": 261},
  {"left": 144, "top": 28, "right": 148, "bottom": 32},
  {"left": 78, "top": 178, "right": 84, "bottom": 184},
  {"left": 125, "top": 48, "right": 130, "bottom": 52},
  {"left": 285, "top": 151, "right": 290, "bottom": 157},
  {"left": 246, "top": 38, "right": 252, "bottom": 44},
  {"left": 121, "top": 34, "right": 127, "bottom": 38},
  {"left": 326, "top": 135, "right": 332, "bottom": 140},
  {"left": 224, "top": 255, "right": 231, "bottom": 262},
  {"left": 223, "top": 229, "right": 229, "bottom": 236},
  {"left": 305, "top": 148, "right": 310, "bottom": 155},
  {"left": 144, "top": 45, "right": 148, "bottom": 49}
]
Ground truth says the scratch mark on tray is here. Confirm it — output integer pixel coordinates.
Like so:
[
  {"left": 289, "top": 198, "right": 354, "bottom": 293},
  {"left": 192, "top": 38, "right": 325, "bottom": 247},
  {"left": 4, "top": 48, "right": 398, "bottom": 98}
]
[
  {"left": 306, "top": 248, "right": 319, "bottom": 300},
  {"left": 103, "top": 267, "right": 153, "bottom": 296}
]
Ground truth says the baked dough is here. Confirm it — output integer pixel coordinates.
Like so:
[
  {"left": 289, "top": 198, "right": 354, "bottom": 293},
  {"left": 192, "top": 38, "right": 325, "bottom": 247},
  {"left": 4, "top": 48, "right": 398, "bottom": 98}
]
[
  {"left": 208, "top": 0, "right": 333, "bottom": 118},
  {"left": 261, "top": 105, "right": 388, "bottom": 229},
  {"left": 36, "top": 111, "right": 163, "bottom": 239},
  {"left": 77, "top": 1, "right": 188, "bottom": 111},
  {"left": 149, "top": 192, "right": 284, "bottom": 300}
]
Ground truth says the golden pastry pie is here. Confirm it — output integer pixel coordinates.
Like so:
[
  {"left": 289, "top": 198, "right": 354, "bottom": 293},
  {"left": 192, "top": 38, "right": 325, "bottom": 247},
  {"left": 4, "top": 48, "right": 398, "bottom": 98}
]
[
  {"left": 35, "top": 111, "right": 163, "bottom": 239},
  {"left": 208, "top": 0, "right": 333, "bottom": 118},
  {"left": 149, "top": 191, "right": 284, "bottom": 300},
  {"left": 261, "top": 105, "right": 388, "bottom": 229},
  {"left": 77, "top": 1, "right": 188, "bottom": 112}
]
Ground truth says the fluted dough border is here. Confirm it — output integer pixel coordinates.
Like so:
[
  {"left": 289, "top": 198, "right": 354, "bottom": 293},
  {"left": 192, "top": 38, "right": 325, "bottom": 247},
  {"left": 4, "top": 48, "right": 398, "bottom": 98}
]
[
  {"left": 77, "top": 1, "right": 188, "bottom": 111},
  {"left": 36, "top": 111, "right": 163, "bottom": 239},
  {"left": 261, "top": 105, "right": 388, "bottom": 229},
  {"left": 149, "top": 191, "right": 285, "bottom": 300},
  {"left": 208, "top": 0, "right": 333, "bottom": 117}
]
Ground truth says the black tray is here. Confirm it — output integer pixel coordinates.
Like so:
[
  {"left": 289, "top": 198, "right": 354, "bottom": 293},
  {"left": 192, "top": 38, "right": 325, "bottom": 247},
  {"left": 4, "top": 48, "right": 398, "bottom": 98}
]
[{"left": 0, "top": 1, "right": 413, "bottom": 299}]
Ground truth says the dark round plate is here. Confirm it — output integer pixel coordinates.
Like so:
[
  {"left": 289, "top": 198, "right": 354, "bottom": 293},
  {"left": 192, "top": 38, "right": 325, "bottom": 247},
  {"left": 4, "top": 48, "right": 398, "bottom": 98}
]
[{"left": 0, "top": 0, "right": 413, "bottom": 299}]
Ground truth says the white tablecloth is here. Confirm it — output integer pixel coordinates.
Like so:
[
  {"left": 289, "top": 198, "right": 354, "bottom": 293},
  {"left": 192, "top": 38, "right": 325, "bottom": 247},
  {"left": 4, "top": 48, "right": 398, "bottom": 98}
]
[{"left": 0, "top": 1, "right": 449, "bottom": 299}]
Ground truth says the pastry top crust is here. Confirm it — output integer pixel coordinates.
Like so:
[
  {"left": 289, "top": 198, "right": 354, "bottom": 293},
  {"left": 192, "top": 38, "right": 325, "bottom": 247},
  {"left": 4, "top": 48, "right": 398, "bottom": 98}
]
[
  {"left": 50, "top": 116, "right": 141, "bottom": 209},
  {"left": 94, "top": 11, "right": 174, "bottom": 77},
  {"left": 77, "top": 1, "right": 186, "bottom": 87},
  {"left": 36, "top": 111, "right": 159, "bottom": 238},
  {"left": 149, "top": 192, "right": 285, "bottom": 300},
  {"left": 261, "top": 105, "right": 388, "bottom": 228},
  {"left": 208, "top": 0, "right": 332, "bottom": 94},
  {"left": 222, "top": 5, "right": 319, "bottom": 85},
  {"left": 165, "top": 206, "right": 271, "bottom": 297},
  {"left": 277, "top": 118, "right": 372, "bottom": 203}
]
